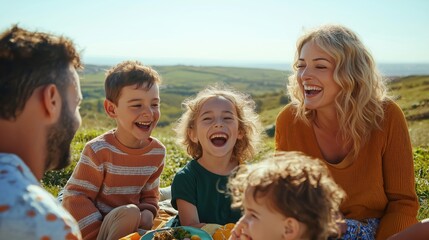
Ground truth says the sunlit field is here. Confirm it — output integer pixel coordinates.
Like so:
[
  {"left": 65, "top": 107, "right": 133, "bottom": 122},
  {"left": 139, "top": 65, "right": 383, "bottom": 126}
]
[{"left": 42, "top": 66, "right": 429, "bottom": 220}]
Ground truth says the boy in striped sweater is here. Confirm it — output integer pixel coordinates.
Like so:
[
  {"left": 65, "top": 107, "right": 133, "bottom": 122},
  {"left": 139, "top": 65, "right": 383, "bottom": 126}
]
[{"left": 62, "top": 61, "right": 166, "bottom": 240}]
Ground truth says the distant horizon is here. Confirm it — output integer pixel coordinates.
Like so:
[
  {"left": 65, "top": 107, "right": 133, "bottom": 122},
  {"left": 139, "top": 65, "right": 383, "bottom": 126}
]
[
  {"left": 83, "top": 56, "right": 429, "bottom": 77},
  {"left": 2, "top": 1, "right": 429, "bottom": 65}
]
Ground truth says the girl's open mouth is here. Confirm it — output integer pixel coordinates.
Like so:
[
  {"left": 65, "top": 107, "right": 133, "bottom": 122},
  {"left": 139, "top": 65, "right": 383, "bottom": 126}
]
[{"left": 210, "top": 133, "right": 228, "bottom": 147}]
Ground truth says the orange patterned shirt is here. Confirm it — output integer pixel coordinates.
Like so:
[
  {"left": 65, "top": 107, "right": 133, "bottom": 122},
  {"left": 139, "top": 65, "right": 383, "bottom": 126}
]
[{"left": 0, "top": 153, "right": 82, "bottom": 239}]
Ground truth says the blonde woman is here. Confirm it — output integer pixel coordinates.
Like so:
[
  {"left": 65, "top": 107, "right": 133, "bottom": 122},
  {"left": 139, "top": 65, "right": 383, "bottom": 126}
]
[{"left": 275, "top": 24, "right": 418, "bottom": 239}]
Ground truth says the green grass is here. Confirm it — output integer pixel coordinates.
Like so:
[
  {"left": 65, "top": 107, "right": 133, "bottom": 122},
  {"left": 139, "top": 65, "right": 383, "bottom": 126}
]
[
  {"left": 42, "top": 66, "right": 429, "bottom": 220},
  {"left": 42, "top": 127, "right": 429, "bottom": 220},
  {"left": 388, "top": 76, "right": 429, "bottom": 146},
  {"left": 414, "top": 146, "right": 429, "bottom": 219}
]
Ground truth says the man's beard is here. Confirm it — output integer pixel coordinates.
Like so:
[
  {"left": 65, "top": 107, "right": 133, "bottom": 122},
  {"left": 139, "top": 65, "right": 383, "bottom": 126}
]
[{"left": 45, "top": 99, "right": 78, "bottom": 171}]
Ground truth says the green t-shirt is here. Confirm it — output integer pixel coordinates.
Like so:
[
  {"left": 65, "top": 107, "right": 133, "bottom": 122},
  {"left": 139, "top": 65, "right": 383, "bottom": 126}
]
[{"left": 171, "top": 159, "right": 241, "bottom": 225}]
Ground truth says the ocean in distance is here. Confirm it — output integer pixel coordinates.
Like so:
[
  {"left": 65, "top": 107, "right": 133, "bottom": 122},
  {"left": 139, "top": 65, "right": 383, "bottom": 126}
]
[{"left": 84, "top": 56, "right": 429, "bottom": 77}]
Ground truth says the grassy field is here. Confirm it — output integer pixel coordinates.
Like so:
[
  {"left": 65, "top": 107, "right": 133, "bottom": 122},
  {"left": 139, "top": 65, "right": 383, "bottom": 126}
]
[
  {"left": 42, "top": 65, "right": 429, "bottom": 220},
  {"left": 78, "top": 64, "right": 288, "bottom": 126},
  {"left": 388, "top": 76, "right": 429, "bottom": 146}
]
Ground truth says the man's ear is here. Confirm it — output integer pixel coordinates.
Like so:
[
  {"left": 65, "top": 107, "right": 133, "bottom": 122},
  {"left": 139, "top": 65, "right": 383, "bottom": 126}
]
[
  {"left": 282, "top": 217, "right": 302, "bottom": 240},
  {"left": 42, "top": 84, "right": 61, "bottom": 123},
  {"left": 104, "top": 99, "right": 117, "bottom": 118}
]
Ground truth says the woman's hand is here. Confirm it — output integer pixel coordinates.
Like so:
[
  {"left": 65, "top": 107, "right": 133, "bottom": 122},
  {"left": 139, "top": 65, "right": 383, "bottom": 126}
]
[
  {"left": 327, "top": 213, "right": 347, "bottom": 238},
  {"left": 139, "top": 209, "right": 154, "bottom": 230},
  {"left": 337, "top": 219, "right": 347, "bottom": 237}
]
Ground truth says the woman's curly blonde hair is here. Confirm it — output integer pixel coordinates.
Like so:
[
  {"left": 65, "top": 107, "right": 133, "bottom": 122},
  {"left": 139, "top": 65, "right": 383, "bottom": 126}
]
[
  {"left": 288, "top": 24, "right": 389, "bottom": 159},
  {"left": 174, "top": 84, "right": 263, "bottom": 164},
  {"left": 229, "top": 151, "right": 345, "bottom": 240}
]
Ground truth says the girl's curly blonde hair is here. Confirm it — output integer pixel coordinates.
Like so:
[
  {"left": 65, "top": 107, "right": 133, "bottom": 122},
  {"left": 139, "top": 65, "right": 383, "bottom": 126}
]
[
  {"left": 174, "top": 84, "right": 263, "bottom": 164},
  {"left": 229, "top": 151, "right": 345, "bottom": 240},
  {"left": 288, "top": 24, "right": 389, "bottom": 159}
]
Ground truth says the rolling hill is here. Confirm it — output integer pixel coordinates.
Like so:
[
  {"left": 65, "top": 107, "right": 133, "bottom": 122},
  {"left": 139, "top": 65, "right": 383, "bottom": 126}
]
[{"left": 78, "top": 64, "right": 429, "bottom": 146}]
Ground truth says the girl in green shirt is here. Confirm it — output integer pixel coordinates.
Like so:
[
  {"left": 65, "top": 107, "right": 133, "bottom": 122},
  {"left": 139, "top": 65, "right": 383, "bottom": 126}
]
[{"left": 171, "top": 84, "right": 262, "bottom": 228}]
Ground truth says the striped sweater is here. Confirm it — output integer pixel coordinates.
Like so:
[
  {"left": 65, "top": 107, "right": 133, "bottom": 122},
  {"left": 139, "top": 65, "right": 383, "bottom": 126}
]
[{"left": 62, "top": 130, "right": 165, "bottom": 239}]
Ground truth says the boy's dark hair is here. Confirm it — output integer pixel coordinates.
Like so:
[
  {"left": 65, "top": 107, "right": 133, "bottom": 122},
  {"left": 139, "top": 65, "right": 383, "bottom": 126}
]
[
  {"left": 104, "top": 60, "right": 161, "bottom": 105},
  {"left": 0, "top": 25, "right": 82, "bottom": 120}
]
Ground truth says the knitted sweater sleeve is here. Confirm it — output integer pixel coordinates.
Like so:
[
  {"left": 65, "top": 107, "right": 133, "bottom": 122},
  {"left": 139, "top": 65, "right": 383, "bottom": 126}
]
[
  {"left": 137, "top": 153, "right": 165, "bottom": 217},
  {"left": 376, "top": 102, "right": 419, "bottom": 239},
  {"left": 62, "top": 143, "right": 104, "bottom": 240}
]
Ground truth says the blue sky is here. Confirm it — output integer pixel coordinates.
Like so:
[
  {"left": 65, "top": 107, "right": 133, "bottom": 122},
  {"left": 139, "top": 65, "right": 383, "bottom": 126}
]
[{"left": 1, "top": 0, "right": 428, "bottom": 65}]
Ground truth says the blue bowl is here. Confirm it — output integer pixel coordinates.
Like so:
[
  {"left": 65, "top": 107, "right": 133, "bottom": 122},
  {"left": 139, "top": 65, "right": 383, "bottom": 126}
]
[{"left": 141, "top": 226, "right": 213, "bottom": 240}]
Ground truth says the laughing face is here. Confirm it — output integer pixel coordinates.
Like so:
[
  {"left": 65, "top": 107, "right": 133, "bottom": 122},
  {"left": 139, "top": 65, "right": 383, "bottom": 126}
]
[
  {"left": 190, "top": 96, "right": 242, "bottom": 161},
  {"left": 109, "top": 83, "right": 160, "bottom": 148},
  {"left": 238, "top": 188, "right": 289, "bottom": 240},
  {"left": 236, "top": 187, "right": 310, "bottom": 240},
  {"left": 296, "top": 41, "right": 341, "bottom": 111}
]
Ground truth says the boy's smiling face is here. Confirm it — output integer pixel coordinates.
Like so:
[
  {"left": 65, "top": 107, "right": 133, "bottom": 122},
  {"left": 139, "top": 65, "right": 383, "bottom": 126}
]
[{"left": 107, "top": 83, "right": 160, "bottom": 148}]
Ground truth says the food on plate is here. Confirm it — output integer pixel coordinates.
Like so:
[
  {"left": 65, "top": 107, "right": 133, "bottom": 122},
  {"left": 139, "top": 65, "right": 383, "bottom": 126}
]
[
  {"left": 212, "top": 223, "right": 235, "bottom": 240},
  {"left": 190, "top": 235, "right": 201, "bottom": 240},
  {"left": 152, "top": 228, "right": 175, "bottom": 240},
  {"left": 152, "top": 227, "right": 199, "bottom": 240}
]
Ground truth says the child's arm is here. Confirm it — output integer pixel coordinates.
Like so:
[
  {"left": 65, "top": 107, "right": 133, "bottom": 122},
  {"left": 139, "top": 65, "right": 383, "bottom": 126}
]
[
  {"left": 61, "top": 144, "right": 105, "bottom": 239},
  {"left": 176, "top": 199, "right": 205, "bottom": 228},
  {"left": 139, "top": 209, "right": 154, "bottom": 230},
  {"left": 171, "top": 162, "right": 204, "bottom": 227},
  {"left": 138, "top": 153, "right": 165, "bottom": 229},
  {"left": 377, "top": 103, "right": 419, "bottom": 238}
]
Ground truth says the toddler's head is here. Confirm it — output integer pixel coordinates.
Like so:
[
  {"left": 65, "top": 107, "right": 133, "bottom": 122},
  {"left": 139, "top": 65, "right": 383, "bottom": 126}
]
[{"left": 229, "top": 151, "right": 345, "bottom": 240}]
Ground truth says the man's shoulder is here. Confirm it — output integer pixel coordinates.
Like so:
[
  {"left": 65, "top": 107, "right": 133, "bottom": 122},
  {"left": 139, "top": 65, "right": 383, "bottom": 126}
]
[
  {"left": 0, "top": 180, "right": 81, "bottom": 238},
  {"left": 0, "top": 153, "right": 38, "bottom": 185},
  {"left": 0, "top": 163, "right": 69, "bottom": 218}
]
